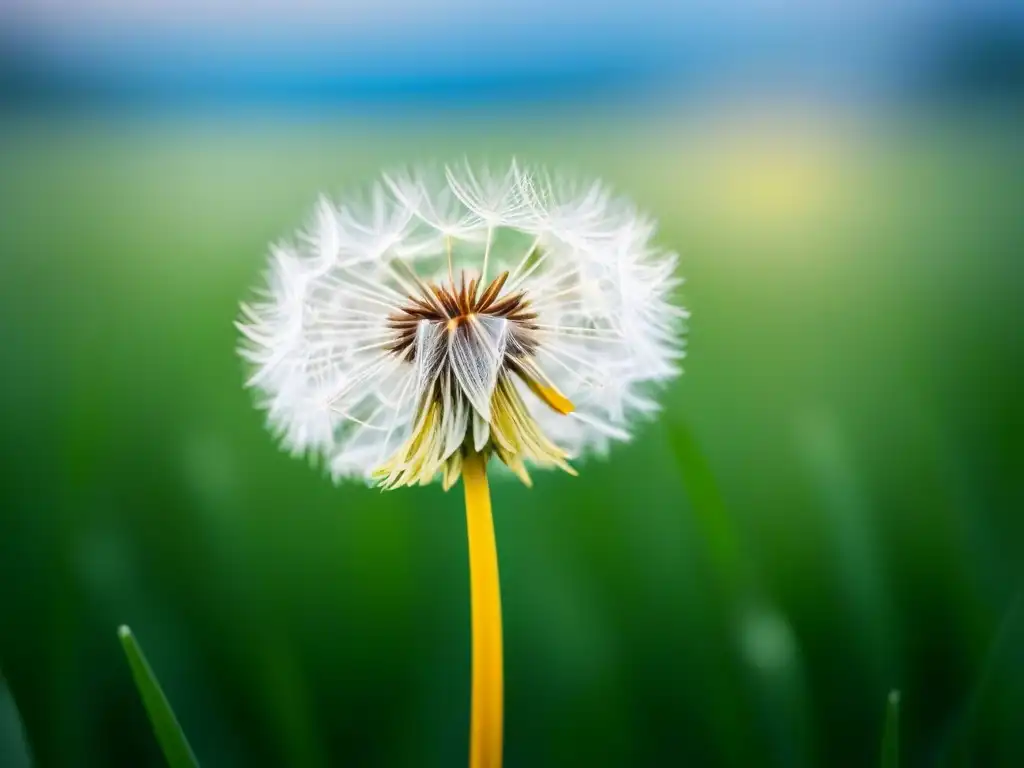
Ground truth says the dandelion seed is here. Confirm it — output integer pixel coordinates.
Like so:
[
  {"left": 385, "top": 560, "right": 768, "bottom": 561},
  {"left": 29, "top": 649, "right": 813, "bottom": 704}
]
[{"left": 237, "top": 160, "right": 686, "bottom": 768}]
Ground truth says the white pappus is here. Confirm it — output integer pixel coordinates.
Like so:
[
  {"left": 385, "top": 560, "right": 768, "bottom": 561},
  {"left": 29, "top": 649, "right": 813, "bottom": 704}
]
[{"left": 237, "top": 160, "right": 688, "bottom": 490}]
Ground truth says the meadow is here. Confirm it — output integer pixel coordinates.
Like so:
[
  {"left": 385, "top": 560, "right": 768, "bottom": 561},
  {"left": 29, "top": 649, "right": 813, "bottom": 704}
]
[{"left": 0, "top": 105, "right": 1021, "bottom": 766}]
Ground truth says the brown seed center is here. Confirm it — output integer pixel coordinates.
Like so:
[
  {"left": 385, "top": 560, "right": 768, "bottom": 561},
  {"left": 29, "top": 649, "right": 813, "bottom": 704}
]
[{"left": 386, "top": 271, "right": 538, "bottom": 360}]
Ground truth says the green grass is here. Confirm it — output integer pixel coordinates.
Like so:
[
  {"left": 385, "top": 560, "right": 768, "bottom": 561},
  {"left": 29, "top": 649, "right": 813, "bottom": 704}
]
[
  {"left": 118, "top": 627, "right": 199, "bottom": 768},
  {"left": 0, "top": 110, "right": 1022, "bottom": 766},
  {"left": 882, "top": 691, "right": 900, "bottom": 768}
]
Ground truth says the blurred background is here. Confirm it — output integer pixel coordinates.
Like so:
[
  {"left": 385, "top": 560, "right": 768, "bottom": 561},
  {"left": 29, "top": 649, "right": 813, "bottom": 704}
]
[{"left": 1, "top": 1, "right": 1023, "bottom": 766}]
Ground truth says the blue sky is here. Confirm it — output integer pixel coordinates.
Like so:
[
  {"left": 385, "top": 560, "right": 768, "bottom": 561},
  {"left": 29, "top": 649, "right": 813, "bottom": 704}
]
[{"left": 3, "top": 1, "right": 1022, "bottom": 106}]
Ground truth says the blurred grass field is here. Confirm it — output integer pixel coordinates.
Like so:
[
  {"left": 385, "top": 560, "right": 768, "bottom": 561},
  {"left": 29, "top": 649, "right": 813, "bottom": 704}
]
[{"left": 0, "top": 106, "right": 1022, "bottom": 766}]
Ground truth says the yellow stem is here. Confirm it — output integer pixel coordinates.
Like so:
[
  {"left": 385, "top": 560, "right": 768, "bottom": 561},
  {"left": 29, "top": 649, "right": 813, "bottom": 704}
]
[{"left": 463, "top": 452, "right": 503, "bottom": 768}]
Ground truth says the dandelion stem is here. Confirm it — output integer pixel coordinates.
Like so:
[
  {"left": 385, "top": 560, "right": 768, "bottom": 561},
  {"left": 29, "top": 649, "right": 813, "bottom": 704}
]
[
  {"left": 463, "top": 452, "right": 503, "bottom": 768},
  {"left": 480, "top": 225, "right": 493, "bottom": 292},
  {"left": 446, "top": 235, "right": 455, "bottom": 287}
]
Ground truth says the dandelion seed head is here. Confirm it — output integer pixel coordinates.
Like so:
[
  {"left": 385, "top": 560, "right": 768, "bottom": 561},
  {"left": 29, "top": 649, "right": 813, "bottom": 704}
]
[{"left": 237, "top": 160, "right": 687, "bottom": 489}]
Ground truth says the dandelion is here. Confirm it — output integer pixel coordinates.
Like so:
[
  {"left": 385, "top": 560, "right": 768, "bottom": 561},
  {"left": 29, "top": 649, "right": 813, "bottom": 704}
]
[{"left": 237, "top": 160, "right": 687, "bottom": 767}]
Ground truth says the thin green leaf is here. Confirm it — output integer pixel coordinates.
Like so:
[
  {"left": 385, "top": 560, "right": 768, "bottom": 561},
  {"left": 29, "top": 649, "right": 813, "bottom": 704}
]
[
  {"left": 881, "top": 690, "right": 900, "bottom": 768},
  {"left": 664, "top": 416, "right": 747, "bottom": 600},
  {"left": 118, "top": 625, "right": 200, "bottom": 768},
  {"left": 938, "top": 590, "right": 1023, "bottom": 762},
  {"left": 0, "top": 675, "right": 33, "bottom": 768}
]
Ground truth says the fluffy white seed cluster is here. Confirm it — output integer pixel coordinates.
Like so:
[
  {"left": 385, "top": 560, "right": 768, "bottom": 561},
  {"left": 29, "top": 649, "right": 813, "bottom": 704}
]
[{"left": 237, "top": 160, "right": 687, "bottom": 489}]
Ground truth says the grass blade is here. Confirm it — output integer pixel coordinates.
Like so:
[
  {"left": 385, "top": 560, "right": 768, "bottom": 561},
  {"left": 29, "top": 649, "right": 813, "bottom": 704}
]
[
  {"left": 0, "top": 675, "right": 33, "bottom": 768},
  {"left": 663, "top": 416, "right": 747, "bottom": 600},
  {"left": 118, "top": 625, "right": 200, "bottom": 768},
  {"left": 881, "top": 690, "right": 900, "bottom": 768}
]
